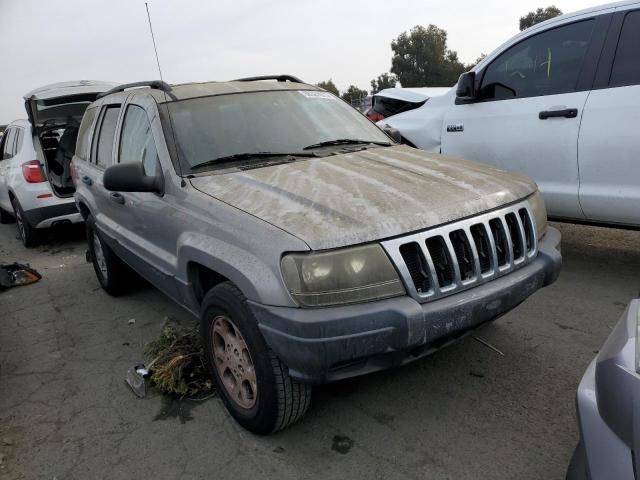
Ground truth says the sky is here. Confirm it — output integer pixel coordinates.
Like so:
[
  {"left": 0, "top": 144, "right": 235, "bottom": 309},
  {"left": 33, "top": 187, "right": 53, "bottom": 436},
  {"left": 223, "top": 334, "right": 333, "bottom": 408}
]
[{"left": 0, "top": 0, "right": 607, "bottom": 124}]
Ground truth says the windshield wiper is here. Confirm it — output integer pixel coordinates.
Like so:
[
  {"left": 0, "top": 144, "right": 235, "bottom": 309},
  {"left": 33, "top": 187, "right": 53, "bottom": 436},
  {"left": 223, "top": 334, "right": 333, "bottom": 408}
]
[
  {"left": 303, "top": 139, "right": 391, "bottom": 150},
  {"left": 190, "top": 151, "right": 317, "bottom": 171}
]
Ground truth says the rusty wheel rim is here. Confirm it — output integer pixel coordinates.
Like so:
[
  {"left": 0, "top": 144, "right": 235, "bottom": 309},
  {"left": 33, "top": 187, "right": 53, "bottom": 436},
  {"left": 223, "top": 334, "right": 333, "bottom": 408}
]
[{"left": 211, "top": 315, "right": 257, "bottom": 409}]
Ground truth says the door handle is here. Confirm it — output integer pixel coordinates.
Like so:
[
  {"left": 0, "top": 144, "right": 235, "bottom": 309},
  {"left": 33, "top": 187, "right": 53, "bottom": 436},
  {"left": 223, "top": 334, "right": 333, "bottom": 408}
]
[
  {"left": 81, "top": 175, "right": 93, "bottom": 186},
  {"left": 539, "top": 108, "right": 578, "bottom": 120},
  {"left": 110, "top": 192, "right": 125, "bottom": 205}
]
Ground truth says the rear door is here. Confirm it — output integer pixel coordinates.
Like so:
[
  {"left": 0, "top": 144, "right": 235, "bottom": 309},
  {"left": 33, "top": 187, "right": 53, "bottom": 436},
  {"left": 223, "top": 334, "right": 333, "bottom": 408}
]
[
  {"left": 578, "top": 7, "right": 640, "bottom": 226},
  {"left": 442, "top": 13, "right": 611, "bottom": 221}
]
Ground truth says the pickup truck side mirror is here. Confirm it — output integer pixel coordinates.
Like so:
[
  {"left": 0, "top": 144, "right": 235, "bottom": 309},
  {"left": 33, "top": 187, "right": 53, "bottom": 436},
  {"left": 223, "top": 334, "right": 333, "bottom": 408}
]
[
  {"left": 382, "top": 126, "right": 402, "bottom": 144},
  {"left": 456, "top": 72, "right": 477, "bottom": 102},
  {"left": 103, "top": 162, "right": 163, "bottom": 194}
]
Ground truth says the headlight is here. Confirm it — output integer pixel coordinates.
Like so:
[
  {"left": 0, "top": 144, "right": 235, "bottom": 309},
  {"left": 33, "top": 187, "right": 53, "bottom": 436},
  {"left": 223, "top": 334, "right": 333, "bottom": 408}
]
[
  {"left": 528, "top": 190, "right": 548, "bottom": 239},
  {"left": 281, "top": 244, "right": 405, "bottom": 308}
]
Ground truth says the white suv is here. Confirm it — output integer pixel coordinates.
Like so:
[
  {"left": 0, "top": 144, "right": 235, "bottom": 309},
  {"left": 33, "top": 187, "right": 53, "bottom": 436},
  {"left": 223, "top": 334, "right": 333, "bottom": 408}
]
[
  {"left": 382, "top": 1, "right": 640, "bottom": 229},
  {"left": 0, "top": 81, "right": 114, "bottom": 246}
]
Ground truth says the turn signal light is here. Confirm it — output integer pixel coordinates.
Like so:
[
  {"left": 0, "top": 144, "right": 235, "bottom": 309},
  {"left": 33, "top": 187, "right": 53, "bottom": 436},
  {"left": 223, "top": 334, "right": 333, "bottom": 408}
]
[{"left": 22, "top": 160, "right": 46, "bottom": 183}]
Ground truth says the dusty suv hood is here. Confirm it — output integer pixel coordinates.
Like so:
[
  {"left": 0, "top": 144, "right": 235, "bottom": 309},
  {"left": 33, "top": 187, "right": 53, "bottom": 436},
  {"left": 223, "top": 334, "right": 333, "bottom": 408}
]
[{"left": 190, "top": 145, "right": 537, "bottom": 250}]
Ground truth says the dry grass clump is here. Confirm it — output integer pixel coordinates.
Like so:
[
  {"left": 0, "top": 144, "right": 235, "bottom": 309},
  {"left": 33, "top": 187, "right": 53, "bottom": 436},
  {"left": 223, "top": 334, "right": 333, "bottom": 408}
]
[{"left": 144, "top": 319, "right": 214, "bottom": 398}]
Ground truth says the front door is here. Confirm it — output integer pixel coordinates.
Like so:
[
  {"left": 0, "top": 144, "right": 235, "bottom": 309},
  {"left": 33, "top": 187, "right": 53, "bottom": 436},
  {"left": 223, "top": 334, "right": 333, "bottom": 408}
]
[{"left": 442, "top": 17, "right": 604, "bottom": 221}]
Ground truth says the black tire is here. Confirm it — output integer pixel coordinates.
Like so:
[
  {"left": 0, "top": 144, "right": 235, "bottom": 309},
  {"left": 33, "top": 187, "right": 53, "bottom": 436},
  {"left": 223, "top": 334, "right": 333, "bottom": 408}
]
[
  {"left": 0, "top": 206, "right": 13, "bottom": 224},
  {"left": 201, "top": 282, "right": 311, "bottom": 434},
  {"left": 11, "top": 197, "right": 40, "bottom": 247},
  {"left": 86, "top": 215, "right": 132, "bottom": 296}
]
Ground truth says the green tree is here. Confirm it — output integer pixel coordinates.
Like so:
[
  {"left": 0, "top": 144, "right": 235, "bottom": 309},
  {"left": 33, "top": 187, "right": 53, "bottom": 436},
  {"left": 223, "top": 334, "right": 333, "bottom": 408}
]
[
  {"left": 370, "top": 73, "right": 397, "bottom": 94},
  {"left": 390, "top": 25, "right": 466, "bottom": 87},
  {"left": 519, "top": 6, "right": 563, "bottom": 31},
  {"left": 316, "top": 79, "right": 339, "bottom": 96},
  {"left": 341, "top": 85, "right": 369, "bottom": 108}
]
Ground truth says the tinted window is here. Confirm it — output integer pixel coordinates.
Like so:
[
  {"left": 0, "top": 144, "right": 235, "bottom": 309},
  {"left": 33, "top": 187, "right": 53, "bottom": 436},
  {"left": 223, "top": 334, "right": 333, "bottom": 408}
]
[
  {"left": 119, "top": 105, "right": 159, "bottom": 177},
  {"left": 610, "top": 11, "right": 640, "bottom": 87},
  {"left": 2, "top": 129, "right": 16, "bottom": 160},
  {"left": 480, "top": 20, "right": 594, "bottom": 100},
  {"left": 94, "top": 106, "right": 121, "bottom": 168},
  {"left": 77, "top": 107, "right": 98, "bottom": 161}
]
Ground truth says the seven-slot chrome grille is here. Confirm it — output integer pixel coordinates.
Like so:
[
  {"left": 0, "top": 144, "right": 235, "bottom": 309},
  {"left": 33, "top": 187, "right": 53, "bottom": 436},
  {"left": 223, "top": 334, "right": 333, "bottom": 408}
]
[{"left": 381, "top": 200, "right": 538, "bottom": 303}]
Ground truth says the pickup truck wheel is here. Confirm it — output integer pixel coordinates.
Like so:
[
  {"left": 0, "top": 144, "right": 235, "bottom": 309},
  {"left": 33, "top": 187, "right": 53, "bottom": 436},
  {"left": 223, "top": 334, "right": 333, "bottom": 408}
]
[
  {"left": 86, "top": 215, "right": 132, "bottom": 296},
  {"left": 201, "top": 282, "right": 311, "bottom": 434},
  {"left": 11, "top": 198, "right": 39, "bottom": 247}
]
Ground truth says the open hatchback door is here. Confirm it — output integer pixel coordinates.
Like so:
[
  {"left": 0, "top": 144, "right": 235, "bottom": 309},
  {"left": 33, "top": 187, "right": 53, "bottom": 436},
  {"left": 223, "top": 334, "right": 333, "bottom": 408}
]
[{"left": 23, "top": 80, "right": 116, "bottom": 196}]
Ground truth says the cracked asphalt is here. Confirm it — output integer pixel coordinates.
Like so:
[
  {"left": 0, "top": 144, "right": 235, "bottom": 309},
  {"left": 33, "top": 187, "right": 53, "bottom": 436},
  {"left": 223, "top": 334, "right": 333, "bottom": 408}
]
[{"left": 1, "top": 221, "right": 639, "bottom": 479}]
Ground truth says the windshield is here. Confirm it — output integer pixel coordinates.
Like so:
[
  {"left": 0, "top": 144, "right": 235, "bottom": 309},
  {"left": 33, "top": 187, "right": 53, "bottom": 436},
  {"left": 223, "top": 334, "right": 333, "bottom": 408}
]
[{"left": 165, "top": 90, "right": 391, "bottom": 171}]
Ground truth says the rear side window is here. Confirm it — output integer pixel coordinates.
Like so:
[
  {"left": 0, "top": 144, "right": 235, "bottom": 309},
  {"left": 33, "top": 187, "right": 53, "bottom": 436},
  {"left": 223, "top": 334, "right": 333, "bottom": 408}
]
[
  {"left": 14, "top": 129, "right": 24, "bottom": 153},
  {"left": 118, "top": 105, "right": 159, "bottom": 177},
  {"left": 92, "top": 105, "right": 121, "bottom": 168},
  {"left": 610, "top": 11, "right": 640, "bottom": 87},
  {"left": 2, "top": 128, "right": 16, "bottom": 160},
  {"left": 480, "top": 20, "right": 594, "bottom": 100},
  {"left": 76, "top": 107, "right": 98, "bottom": 161}
]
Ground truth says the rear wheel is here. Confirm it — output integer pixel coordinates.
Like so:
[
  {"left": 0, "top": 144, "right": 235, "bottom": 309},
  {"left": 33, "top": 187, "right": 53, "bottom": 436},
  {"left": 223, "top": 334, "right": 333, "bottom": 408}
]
[
  {"left": 86, "top": 215, "right": 132, "bottom": 296},
  {"left": 201, "top": 282, "right": 311, "bottom": 434},
  {"left": 11, "top": 197, "right": 39, "bottom": 247}
]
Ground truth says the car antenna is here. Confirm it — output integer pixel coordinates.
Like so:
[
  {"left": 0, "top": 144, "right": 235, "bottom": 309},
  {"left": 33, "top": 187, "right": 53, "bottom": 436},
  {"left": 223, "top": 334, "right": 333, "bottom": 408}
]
[{"left": 145, "top": 2, "right": 187, "bottom": 187}]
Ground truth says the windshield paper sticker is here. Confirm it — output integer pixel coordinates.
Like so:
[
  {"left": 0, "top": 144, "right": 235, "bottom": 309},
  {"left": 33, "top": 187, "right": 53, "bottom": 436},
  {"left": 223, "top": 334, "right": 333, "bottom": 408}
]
[{"left": 299, "top": 91, "right": 335, "bottom": 99}]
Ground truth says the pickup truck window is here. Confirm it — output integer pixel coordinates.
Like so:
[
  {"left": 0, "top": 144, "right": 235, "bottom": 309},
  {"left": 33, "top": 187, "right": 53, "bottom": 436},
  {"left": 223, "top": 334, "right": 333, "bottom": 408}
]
[
  {"left": 93, "top": 105, "right": 121, "bottom": 168},
  {"left": 166, "top": 90, "right": 390, "bottom": 171},
  {"left": 610, "top": 10, "right": 640, "bottom": 87},
  {"left": 479, "top": 20, "right": 594, "bottom": 101},
  {"left": 119, "top": 105, "right": 159, "bottom": 177},
  {"left": 77, "top": 107, "right": 98, "bottom": 161}
]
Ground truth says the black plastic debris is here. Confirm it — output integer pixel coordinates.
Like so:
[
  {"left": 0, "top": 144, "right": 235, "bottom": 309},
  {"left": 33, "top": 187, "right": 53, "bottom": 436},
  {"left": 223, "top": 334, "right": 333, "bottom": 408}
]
[{"left": 0, "top": 263, "right": 42, "bottom": 290}]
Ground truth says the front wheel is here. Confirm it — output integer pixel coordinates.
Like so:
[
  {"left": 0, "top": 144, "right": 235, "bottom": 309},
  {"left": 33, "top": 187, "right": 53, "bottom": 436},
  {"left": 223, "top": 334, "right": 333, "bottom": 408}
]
[{"left": 201, "top": 282, "right": 311, "bottom": 434}]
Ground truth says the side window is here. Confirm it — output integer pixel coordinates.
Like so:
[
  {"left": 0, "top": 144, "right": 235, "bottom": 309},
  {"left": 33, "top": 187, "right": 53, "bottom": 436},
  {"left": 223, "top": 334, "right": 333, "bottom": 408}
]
[
  {"left": 2, "top": 128, "right": 16, "bottom": 160},
  {"left": 92, "top": 105, "right": 121, "bottom": 168},
  {"left": 15, "top": 129, "right": 24, "bottom": 154},
  {"left": 118, "top": 105, "right": 159, "bottom": 177},
  {"left": 479, "top": 20, "right": 594, "bottom": 100},
  {"left": 76, "top": 107, "right": 98, "bottom": 161},
  {"left": 610, "top": 11, "right": 640, "bottom": 87}
]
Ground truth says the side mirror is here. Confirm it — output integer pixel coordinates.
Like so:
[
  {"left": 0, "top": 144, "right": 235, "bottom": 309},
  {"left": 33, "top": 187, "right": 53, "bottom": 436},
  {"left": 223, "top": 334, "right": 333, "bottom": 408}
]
[
  {"left": 382, "top": 126, "right": 402, "bottom": 144},
  {"left": 103, "top": 162, "right": 163, "bottom": 194},
  {"left": 456, "top": 72, "right": 477, "bottom": 102}
]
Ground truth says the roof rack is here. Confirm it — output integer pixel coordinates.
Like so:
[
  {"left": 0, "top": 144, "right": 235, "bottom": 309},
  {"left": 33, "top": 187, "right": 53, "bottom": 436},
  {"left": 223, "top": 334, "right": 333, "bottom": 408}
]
[
  {"left": 96, "top": 80, "right": 175, "bottom": 100},
  {"left": 232, "top": 74, "right": 305, "bottom": 84}
]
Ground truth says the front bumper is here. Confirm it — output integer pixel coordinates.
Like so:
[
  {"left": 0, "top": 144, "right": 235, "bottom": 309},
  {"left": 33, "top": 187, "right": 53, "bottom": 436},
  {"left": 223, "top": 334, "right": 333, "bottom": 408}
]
[
  {"left": 251, "top": 226, "right": 561, "bottom": 383},
  {"left": 568, "top": 300, "right": 640, "bottom": 480}
]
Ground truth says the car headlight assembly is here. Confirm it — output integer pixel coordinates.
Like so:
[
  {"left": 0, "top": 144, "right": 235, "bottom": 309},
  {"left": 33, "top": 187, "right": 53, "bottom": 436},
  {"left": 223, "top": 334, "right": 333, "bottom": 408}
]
[
  {"left": 281, "top": 244, "right": 405, "bottom": 308},
  {"left": 529, "top": 190, "right": 548, "bottom": 240}
]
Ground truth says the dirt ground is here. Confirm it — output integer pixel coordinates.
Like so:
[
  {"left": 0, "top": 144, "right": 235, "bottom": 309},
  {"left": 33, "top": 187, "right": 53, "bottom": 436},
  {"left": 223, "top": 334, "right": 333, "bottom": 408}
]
[{"left": 1, "top": 221, "right": 639, "bottom": 479}]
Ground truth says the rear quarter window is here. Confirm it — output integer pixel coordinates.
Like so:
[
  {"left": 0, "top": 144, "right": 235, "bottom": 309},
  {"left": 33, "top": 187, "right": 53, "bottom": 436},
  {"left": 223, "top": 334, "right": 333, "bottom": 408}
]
[
  {"left": 76, "top": 107, "right": 98, "bottom": 161},
  {"left": 92, "top": 105, "right": 121, "bottom": 168}
]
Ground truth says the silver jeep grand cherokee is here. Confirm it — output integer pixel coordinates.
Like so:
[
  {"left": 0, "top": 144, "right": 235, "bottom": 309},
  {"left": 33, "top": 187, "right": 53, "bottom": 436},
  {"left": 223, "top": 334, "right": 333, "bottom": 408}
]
[{"left": 72, "top": 76, "right": 562, "bottom": 434}]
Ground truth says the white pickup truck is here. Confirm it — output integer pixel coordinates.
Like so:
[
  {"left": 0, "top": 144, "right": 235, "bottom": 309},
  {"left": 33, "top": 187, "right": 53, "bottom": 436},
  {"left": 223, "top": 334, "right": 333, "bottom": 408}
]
[{"left": 382, "top": 1, "right": 640, "bottom": 228}]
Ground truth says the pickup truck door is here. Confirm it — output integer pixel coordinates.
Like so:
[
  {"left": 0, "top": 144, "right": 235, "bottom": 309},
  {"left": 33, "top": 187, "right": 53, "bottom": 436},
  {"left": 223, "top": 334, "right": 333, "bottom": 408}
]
[
  {"left": 441, "top": 14, "right": 611, "bottom": 221},
  {"left": 578, "top": 8, "right": 640, "bottom": 227}
]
